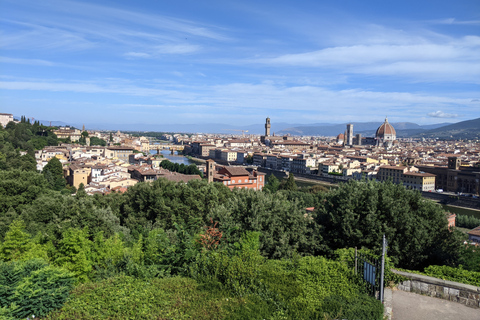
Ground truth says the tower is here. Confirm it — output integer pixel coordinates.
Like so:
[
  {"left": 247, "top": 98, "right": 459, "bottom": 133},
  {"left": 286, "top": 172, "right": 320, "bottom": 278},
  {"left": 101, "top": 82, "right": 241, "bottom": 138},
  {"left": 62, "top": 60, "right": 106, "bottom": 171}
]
[
  {"left": 265, "top": 117, "right": 271, "bottom": 137},
  {"left": 206, "top": 159, "right": 215, "bottom": 183},
  {"left": 346, "top": 124, "right": 353, "bottom": 146},
  {"left": 448, "top": 157, "right": 460, "bottom": 170}
]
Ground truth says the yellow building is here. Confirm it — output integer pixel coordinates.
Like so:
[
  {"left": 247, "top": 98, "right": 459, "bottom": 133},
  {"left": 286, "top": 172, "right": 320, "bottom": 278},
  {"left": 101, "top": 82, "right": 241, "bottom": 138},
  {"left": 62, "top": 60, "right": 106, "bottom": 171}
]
[
  {"left": 66, "top": 164, "right": 92, "bottom": 189},
  {"left": 403, "top": 172, "right": 436, "bottom": 192}
]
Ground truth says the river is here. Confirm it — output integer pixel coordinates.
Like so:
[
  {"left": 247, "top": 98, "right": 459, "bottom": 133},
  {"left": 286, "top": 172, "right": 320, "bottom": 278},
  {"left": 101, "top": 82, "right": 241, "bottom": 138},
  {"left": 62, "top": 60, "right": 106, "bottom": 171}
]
[{"left": 149, "top": 149, "right": 196, "bottom": 166}]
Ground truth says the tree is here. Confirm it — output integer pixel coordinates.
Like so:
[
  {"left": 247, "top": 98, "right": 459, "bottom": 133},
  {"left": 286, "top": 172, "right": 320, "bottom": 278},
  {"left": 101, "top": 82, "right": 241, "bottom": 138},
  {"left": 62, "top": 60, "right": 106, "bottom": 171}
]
[
  {"left": 264, "top": 174, "right": 280, "bottom": 193},
  {"left": 316, "top": 179, "right": 462, "bottom": 270},
  {"left": 43, "top": 157, "right": 66, "bottom": 191},
  {"left": 282, "top": 173, "right": 298, "bottom": 191},
  {"left": 90, "top": 136, "right": 106, "bottom": 146},
  {"left": 0, "top": 220, "right": 30, "bottom": 261},
  {"left": 55, "top": 228, "right": 93, "bottom": 282}
]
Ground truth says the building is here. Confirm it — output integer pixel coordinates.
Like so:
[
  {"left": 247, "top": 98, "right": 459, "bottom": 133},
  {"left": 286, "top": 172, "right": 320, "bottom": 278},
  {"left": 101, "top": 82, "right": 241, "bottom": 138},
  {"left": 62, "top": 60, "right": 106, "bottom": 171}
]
[
  {"left": 53, "top": 127, "right": 82, "bottom": 142},
  {"left": 261, "top": 117, "right": 271, "bottom": 144},
  {"left": 377, "top": 165, "right": 436, "bottom": 192},
  {"left": 105, "top": 146, "right": 135, "bottom": 162},
  {"left": 211, "top": 166, "right": 265, "bottom": 191},
  {"left": 0, "top": 113, "right": 13, "bottom": 127},
  {"left": 66, "top": 164, "right": 92, "bottom": 189},
  {"left": 417, "top": 157, "right": 480, "bottom": 195},
  {"left": 346, "top": 124, "right": 354, "bottom": 146},
  {"left": 467, "top": 226, "right": 480, "bottom": 244},
  {"left": 376, "top": 117, "right": 396, "bottom": 147},
  {"left": 402, "top": 172, "right": 436, "bottom": 192}
]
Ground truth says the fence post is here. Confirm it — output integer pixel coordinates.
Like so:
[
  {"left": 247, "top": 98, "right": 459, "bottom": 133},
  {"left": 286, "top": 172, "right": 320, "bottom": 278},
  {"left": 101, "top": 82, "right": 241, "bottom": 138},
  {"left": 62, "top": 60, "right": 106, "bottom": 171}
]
[
  {"left": 354, "top": 246, "right": 357, "bottom": 275},
  {"left": 380, "top": 234, "right": 386, "bottom": 303}
]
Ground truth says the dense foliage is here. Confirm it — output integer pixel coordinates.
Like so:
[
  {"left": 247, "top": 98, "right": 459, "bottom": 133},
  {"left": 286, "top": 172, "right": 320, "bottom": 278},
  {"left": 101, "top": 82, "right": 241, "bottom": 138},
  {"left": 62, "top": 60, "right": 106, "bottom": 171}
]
[
  {"left": 456, "top": 214, "right": 480, "bottom": 229},
  {"left": 423, "top": 264, "right": 480, "bottom": 287},
  {"left": 0, "top": 259, "right": 75, "bottom": 319},
  {"left": 316, "top": 179, "right": 462, "bottom": 269},
  {"left": 159, "top": 159, "right": 203, "bottom": 176}
]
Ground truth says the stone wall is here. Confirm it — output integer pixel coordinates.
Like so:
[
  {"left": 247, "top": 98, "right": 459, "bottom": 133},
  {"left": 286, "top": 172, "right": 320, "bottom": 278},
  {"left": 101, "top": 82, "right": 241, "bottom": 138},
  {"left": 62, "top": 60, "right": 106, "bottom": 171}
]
[{"left": 393, "top": 269, "right": 480, "bottom": 308}]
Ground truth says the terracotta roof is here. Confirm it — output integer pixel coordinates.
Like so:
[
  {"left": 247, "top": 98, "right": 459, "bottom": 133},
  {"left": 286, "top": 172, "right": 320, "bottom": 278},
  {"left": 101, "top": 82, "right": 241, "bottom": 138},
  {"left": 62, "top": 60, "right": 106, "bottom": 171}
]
[
  {"left": 376, "top": 117, "right": 396, "bottom": 137},
  {"left": 468, "top": 226, "right": 480, "bottom": 237},
  {"left": 222, "top": 166, "right": 250, "bottom": 176}
]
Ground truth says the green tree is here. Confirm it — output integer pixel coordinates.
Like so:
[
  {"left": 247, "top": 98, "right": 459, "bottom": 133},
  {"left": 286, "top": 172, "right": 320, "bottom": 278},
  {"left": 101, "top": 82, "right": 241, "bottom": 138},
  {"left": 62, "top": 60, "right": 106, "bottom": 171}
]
[
  {"left": 0, "top": 220, "right": 30, "bottom": 261},
  {"left": 43, "top": 157, "right": 66, "bottom": 191},
  {"left": 282, "top": 173, "right": 298, "bottom": 191},
  {"left": 316, "top": 179, "right": 461, "bottom": 270},
  {"left": 90, "top": 136, "right": 107, "bottom": 146},
  {"left": 55, "top": 228, "right": 93, "bottom": 282},
  {"left": 264, "top": 174, "right": 280, "bottom": 193}
]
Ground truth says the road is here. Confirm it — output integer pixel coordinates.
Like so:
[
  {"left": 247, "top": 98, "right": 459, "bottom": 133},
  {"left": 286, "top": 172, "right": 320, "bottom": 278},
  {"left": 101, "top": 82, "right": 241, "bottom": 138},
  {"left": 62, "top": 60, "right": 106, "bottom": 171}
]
[{"left": 391, "top": 289, "right": 479, "bottom": 320}]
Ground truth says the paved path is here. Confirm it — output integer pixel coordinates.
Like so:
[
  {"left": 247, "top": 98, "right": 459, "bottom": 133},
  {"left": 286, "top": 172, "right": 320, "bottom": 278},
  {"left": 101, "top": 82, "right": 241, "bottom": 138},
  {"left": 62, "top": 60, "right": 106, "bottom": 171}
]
[{"left": 392, "top": 289, "right": 480, "bottom": 320}]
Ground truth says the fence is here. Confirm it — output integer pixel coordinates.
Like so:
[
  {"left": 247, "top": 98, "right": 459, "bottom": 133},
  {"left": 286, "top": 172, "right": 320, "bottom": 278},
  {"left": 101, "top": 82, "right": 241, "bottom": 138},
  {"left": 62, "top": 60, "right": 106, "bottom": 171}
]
[{"left": 355, "top": 235, "right": 387, "bottom": 302}]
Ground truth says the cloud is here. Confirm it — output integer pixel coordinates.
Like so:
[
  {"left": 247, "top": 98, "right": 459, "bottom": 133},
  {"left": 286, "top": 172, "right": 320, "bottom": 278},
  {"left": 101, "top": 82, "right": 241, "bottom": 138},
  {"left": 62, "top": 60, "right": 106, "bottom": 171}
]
[
  {"left": 155, "top": 44, "right": 200, "bottom": 54},
  {"left": 0, "top": 56, "right": 55, "bottom": 66},
  {"left": 124, "top": 52, "right": 151, "bottom": 59},
  {"left": 250, "top": 36, "right": 480, "bottom": 83},
  {"left": 433, "top": 18, "right": 480, "bottom": 25},
  {"left": 427, "top": 111, "right": 459, "bottom": 118}
]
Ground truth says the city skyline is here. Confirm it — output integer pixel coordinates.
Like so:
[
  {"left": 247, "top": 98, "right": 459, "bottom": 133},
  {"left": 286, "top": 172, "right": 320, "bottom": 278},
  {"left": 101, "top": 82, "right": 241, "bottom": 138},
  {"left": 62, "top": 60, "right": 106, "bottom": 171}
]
[{"left": 1, "top": 0, "right": 479, "bottom": 126}]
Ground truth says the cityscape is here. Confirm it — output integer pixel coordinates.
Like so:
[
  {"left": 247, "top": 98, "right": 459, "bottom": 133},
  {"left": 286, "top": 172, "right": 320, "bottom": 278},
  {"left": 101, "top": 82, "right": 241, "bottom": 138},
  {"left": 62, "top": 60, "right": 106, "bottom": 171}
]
[{"left": 1, "top": 0, "right": 480, "bottom": 319}]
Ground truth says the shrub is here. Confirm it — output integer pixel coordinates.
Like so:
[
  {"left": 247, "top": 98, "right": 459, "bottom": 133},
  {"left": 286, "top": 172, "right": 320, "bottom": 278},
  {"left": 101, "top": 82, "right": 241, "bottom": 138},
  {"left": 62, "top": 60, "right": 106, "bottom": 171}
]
[
  {"left": 46, "top": 275, "right": 241, "bottom": 320},
  {"left": 0, "top": 259, "right": 75, "bottom": 319},
  {"left": 456, "top": 214, "right": 480, "bottom": 229},
  {"left": 423, "top": 265, "right": 480, "bottom": 286}
]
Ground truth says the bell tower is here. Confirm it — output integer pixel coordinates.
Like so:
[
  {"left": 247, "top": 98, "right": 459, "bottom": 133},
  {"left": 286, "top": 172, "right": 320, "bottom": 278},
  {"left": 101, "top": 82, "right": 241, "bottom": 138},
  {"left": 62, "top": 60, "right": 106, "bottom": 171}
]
[{"left": 265, "top": 117, "right": 271, "bottom": 137}]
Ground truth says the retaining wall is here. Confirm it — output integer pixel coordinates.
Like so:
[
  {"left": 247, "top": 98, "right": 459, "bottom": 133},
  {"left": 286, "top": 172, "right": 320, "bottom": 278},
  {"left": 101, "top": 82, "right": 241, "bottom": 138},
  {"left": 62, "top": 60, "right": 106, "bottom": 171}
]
[{"left": 393, "top": 269, "right": 480, "bottom": 308}]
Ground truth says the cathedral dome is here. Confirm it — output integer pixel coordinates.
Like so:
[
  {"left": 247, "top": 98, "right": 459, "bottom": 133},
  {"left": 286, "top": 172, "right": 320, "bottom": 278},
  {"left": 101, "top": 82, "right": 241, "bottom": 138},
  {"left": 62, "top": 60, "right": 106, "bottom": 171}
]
[{"left": 376, "top": 117, "right": 396, "bottom": 140}]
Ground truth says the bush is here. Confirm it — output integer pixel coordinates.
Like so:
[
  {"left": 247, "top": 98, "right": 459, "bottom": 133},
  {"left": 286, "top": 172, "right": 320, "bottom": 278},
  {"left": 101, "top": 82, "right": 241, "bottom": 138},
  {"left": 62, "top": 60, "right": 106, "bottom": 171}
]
[
  {"left": 0, "top": 259, "right": 75, "bottom": 319},
  {"left": 46, "top": 275, "right": 241, "bottom": 320},
  {"left": 423, "top": 265, "right": 480, "bottom": 286},
  {"left": 456, "top": 214, "right": 480, "bottom": 229},
  {"left": 322, "top": 294, "right": 384, "bottom": 320}
]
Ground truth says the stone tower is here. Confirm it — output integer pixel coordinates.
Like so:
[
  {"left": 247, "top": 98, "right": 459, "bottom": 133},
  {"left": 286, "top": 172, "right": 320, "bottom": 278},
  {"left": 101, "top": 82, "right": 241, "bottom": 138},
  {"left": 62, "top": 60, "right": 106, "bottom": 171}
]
[
  {"left": 448, "top": 157, "right": 460, "bottom": 170},
  {"left": 206, "top": 159, "right": 215, "bottom": 183},
  {"left": 346, "top": 124, "right": 353, "bottom": 146},
  {"left": 265, "top": 117, "right": 271, "bottom": 137}
]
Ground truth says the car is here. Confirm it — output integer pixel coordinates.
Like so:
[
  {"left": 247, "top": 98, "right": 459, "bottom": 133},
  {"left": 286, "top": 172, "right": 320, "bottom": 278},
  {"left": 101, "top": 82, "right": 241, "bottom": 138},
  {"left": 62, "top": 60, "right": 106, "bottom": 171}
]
[{"left": 436, "top": 189, "right": 443, "bottom": 193}]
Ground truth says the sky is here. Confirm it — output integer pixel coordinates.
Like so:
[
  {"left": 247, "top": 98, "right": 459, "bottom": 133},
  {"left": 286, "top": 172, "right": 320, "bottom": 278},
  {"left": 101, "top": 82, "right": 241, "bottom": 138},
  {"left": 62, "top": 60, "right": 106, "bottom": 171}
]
[{"left": 1, "top": 0, "right": 479, "bottom": 128}]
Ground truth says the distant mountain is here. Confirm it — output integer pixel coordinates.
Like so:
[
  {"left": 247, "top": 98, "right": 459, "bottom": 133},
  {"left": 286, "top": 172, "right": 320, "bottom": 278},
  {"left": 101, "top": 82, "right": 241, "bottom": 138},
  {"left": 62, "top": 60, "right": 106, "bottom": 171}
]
[
  {"left": 275, "top": 121, "right": 451, "bottom": 137},
  {"left": 28, "top": 116, "right": 476, "bottom": 139},
  {"left": 416, "top": 118, "right": 480, "bottom": 140}
]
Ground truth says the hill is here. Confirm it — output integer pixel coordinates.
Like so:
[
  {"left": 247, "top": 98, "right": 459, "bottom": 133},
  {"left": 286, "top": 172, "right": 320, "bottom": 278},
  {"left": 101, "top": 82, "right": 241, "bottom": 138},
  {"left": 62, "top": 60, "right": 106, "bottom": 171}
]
[{"left": 416, "top": 118, "right": 480, "bottom": 140}]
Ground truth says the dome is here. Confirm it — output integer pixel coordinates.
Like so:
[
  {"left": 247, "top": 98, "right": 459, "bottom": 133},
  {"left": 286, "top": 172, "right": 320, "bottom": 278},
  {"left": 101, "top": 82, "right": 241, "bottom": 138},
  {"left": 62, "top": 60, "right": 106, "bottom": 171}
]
[
  {"left": 376, "top": 117, "right": 396, "bottom": 139},
  {"left": 337, "top": 133, "right": 345, "bottom": 139}
]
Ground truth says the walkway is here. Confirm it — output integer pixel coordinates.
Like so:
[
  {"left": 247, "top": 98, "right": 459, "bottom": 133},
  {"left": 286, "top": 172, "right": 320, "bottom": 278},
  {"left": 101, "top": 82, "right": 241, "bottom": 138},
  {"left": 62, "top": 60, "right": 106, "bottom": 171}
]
[{"left": 391, "top": 289, "right": 479, "bottom": 320}]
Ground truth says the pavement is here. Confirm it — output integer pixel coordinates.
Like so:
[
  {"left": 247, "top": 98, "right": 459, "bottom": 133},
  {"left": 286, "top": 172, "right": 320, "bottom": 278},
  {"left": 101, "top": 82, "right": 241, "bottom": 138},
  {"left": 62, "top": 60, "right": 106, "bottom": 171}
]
[{"left": 390, "top": 289, "right": 480, "bottom": 320}]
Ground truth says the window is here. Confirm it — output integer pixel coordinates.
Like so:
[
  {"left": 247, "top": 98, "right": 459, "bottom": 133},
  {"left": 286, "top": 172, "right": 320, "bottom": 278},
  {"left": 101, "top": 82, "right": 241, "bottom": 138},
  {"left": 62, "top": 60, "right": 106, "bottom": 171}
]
[
  {"left": 245, "top": 179, "right": 248, "bottom": 183},
  {"left": 232, "top": 179, "right": 235, "bottom": 183}
]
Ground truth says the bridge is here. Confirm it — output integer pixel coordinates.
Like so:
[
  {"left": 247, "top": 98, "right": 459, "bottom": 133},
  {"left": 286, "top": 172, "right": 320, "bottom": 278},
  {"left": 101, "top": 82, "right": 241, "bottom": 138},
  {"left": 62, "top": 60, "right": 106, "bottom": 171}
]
[{"left": 148, "top": 144, "right": 185, "bottom": 154}]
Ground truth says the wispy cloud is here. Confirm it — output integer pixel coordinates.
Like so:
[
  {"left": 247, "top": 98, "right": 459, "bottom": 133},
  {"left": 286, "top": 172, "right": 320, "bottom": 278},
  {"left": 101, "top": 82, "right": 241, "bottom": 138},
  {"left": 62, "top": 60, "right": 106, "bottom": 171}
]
[
  {"left": 0, "top": 56, "right": 55, "bottom": 66},
  {"left": 427, "top": 111, "right": 459, "bottom": 118},
  {"left": 433, "top": 18, "right": 480, "bottom": 25},
  {"left": 124, "top": 52, "right": 151, "bottom": 59},
  {"left": 251, "top": 36, "right": 480, "bottom": 82}
]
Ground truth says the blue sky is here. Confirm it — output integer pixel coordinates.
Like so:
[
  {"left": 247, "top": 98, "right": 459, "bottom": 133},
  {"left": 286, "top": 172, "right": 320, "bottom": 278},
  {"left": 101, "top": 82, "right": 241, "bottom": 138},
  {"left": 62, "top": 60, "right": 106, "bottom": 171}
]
[{"left": 1, "top": 0, "right": 479, "bottom": 127}]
